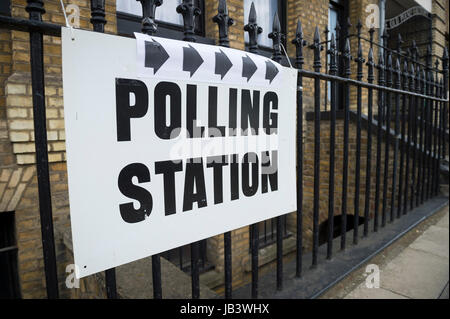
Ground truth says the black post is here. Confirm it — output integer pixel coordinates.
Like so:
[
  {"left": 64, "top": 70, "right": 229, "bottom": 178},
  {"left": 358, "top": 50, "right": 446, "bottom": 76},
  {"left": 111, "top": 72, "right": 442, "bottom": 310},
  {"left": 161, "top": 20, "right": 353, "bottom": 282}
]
[
  {"left": 26, "top": 0, "right": 59, "bottom": 299},
  {"left": 341, "top": 38, "right": 351, "bottom": 249},
  {"left": 138, "top": 0, "right": 163, "bottom": 299},
  {"left": 390, "top": 57, "right": 401, "bottom": 222},
  {"left": 292, "top": 19, "right": 306, "bottom": 276},
  {"left": 213, "top": 0, "right": 234, "bottom": 299},
  {"left": 311, "top": 26, "right": 322, "bottom": 263},
  {"left": 177, "top": 0, "right": 201, "bottom": 42},
  {"left": 411, "top": 65, "right": 421, "bottom": 209},
  {"left": 374, "top": 51, "right": 385, "bottom": 232},
  {"left": 397, "top": 58, "right": 408, "bottom": 218},
  {"left": 244, "top": 2, "right": 261, "bottom": 298},
  {"left": 327, "top": 33, "right": 337, "bottom": 256},
  {"left": 105, "top": 268, "right": 117, "bottom": 299},
  {"left": 364, "top": 46, "right": 374, "bottom": 236},
  {"left": 269, "top": 12, "right": 284, "bottom": 290},
  {"left": 177, "top": 0, "right": 201, "bottom": 299},
  {"left": 381, "top": 52, "right": 392, "bottom": 227},
  {"left": 90, "top": 0, "right": 106, "bottom": 33},
  {"left": 353, "top": 20, "right": 364, "bottom": 244},
  {"left": 137, "top": 0, "right": 162, "bottom": 35},
  {"left": 432, "top": 60, "right": 440, "bottom": 196},
  {"left": 404, "top": 62, "right": 415, "bottom": 213}
]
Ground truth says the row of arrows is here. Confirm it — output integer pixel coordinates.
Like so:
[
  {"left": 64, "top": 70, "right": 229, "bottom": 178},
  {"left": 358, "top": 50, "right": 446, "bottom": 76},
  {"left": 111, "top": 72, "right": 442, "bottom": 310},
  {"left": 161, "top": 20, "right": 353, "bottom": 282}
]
[{"left": 144, "top": 40, "right": 280, "bottom": 83}]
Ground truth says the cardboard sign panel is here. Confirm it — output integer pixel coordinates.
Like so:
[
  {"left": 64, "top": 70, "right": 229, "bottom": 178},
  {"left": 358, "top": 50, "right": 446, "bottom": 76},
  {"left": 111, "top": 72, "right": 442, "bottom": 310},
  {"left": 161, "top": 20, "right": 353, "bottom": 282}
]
[{"left": 62, "top": 28, "right": 297, "bottom": 278}]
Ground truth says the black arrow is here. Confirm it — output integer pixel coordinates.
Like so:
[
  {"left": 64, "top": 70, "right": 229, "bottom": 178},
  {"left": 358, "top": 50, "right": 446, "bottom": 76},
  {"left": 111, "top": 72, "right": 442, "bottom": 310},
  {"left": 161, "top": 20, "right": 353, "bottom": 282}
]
[
  {"left": 144, "top": 39, "right": 169, "bottom": 74},
  {"left": 183, "top": 44, "right": 204, "bottom": 77},
  {"left": 265, "top": 60, "right": 279, "bottom": 84},
  {"left": 242, "top": 54, "right": 257, "bottom": 82},
  {"left": 215, "top": 49, "right": 233, "bottom": 80}
]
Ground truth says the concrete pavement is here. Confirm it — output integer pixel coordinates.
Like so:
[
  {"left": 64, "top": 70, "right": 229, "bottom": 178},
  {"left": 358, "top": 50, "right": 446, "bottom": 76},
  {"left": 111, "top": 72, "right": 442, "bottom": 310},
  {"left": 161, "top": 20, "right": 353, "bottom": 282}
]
[{"left": 320, "top": 205, "right": 449, "bottom": 299}]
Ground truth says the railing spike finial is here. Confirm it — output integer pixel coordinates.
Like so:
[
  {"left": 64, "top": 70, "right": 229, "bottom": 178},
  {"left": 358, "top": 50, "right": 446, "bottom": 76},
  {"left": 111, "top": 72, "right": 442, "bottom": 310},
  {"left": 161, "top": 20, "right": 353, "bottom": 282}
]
[
  {"left": 394, "top": 57, "right": 401, "bottom": 88},
  {"left": 368, "top": 27, "right": 375, "bottom": 47},
  {"left": 426, "top": 44, "right": 432, "bottom": 68},
  {"left": 213, "top": 0, "right": 234, "bottom": 47},
  {"left": 343, "top": 38, "right": 351, "bottom": 77},
  {"left": 244, "top": 2, "right": 262, "bottom": 54},
  {"left": 177, "top": 0, "right": 201, "bottom": 42},
  {"left": 269, "top": 12, "right": 283, "bottom": 63},
  {"left": 356, "top": 19, "right": 362, "bottom": 36},
  {"left": 356, "top": 40, "right": 365, "bottom": 81},
  {"left": 396, "top": 33, "right": 403, "bottom": 54},
  {"left": 292, "top": 19, "right": 306, "bottom": 69},
  {"left": 311, "top": 26, "right": 323, "bottom": 72},
  {"left": 26, "top": 0, "right": 45, "bottom": 20},
  {"left": 138, "top": 0, "right": 162, "bottom": 35},
  {"left": 386, "top": 51, "right": 393, "bottom": 87},
  {"left": 329, "top": 33, "right": 337, "bottom": 75},
  {"left": 409, "top": 61, "right": 415, "bottom": 92},
  {"left": 90, "top": 0, "right": 107, "bottom": 32},
  {"left": 367, "top": 46, "right": 374, "bottom": 82}
]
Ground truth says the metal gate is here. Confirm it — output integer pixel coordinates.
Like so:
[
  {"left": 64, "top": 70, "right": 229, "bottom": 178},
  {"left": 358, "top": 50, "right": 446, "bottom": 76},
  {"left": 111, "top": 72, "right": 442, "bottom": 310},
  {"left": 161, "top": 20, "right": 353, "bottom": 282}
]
[{"left": 0, "top": 0, "right": 448, "bottom": 299}]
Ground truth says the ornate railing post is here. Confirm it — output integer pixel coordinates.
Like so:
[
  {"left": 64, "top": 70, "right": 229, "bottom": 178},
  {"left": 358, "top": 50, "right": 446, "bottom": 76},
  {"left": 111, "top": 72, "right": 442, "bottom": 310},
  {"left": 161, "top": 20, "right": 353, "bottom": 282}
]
[
  {"left": 244, "top": 2, "right": 262, "bottom": 54},
  {"left": 25, "top": 0, "right": 59, "bottom": 299},
  {"left": 364, "top": 46, "right": 374, "bottom": 236},
  {"left": 292, "top": 19, "right": 306, "bottom": 277},
  {"left": 213, "top": 0, "right": 233, "bottom": 299},
  {"left": 374, "top": 51, "right": 385, "bottom": 232},
  {"left": 90, "top": 0, "right": 106, "bottom": 32},
  {"left": 269, "top": 12, "right": 284, "bottom": 291},
  {"left": 245, "top": 1, "right": 261, "bottom": 299},
  {"left": 213, "top": 0, "right": 234, "bottom": 48},
  {"left": 137, "top": 0, "right": 162, "bottom": 35},
  {"left": 398, "top": 58, "right": 408, "bottom": 218},
  {"left": 340, "top": 38, "right": 351, "bottom": 248},
  {"left": 311, "top": 26, "right": 323, "bottom": 261},
  {"left": 269, "top": 12, "right": 283, "bottom": 63},
  {"left": 354, "top": 26, "right": 364, "bottom": 242},
  {"left": 390, "top": 57, "right": 401, "bottom": 222},
  {"left": 327, "top": 32, "right": 337, "bottom": 254},
  {"left": 177, "top": 0, "right": 201, "bottom": 42}
]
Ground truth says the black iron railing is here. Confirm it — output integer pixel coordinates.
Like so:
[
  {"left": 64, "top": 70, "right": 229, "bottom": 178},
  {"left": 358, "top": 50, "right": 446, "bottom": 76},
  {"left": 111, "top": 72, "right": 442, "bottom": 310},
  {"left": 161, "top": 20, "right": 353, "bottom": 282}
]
[{"left": 0, "top": 0, "right": 448, "bottom": 300}]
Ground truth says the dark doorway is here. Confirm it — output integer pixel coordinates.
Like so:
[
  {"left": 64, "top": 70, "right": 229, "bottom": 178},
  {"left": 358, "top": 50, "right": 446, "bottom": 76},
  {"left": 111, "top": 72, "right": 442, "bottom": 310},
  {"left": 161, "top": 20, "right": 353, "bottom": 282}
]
[
  {"left": 318, "top": 214, "right": 365, "bottom": 246},
  {"left": 0, "top": 211, "right": 21, "bottom": 299}
]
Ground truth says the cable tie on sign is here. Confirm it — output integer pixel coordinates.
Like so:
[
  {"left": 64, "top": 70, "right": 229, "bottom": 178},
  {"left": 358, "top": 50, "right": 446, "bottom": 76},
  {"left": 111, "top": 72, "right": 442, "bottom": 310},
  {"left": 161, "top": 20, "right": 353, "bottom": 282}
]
[
  {"left": 59, "top": 0, "right": 75, "bottom": 41},
  {"left": 280, "top": 43, "right": 293, "bottom": 69}
]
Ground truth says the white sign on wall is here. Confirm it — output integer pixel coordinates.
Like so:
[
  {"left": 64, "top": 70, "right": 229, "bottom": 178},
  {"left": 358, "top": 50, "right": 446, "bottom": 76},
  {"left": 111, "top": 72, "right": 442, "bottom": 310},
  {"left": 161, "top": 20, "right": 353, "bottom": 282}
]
[{"left": 62, "top": 27, "right": 297, "bottom": 278}]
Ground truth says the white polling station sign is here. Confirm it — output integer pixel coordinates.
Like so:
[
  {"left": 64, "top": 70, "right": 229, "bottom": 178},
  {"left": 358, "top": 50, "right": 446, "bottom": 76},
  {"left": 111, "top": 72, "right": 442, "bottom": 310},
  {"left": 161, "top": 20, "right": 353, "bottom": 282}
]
[{"left": 62, "top": 27, "right": 297, "bottom": 278}]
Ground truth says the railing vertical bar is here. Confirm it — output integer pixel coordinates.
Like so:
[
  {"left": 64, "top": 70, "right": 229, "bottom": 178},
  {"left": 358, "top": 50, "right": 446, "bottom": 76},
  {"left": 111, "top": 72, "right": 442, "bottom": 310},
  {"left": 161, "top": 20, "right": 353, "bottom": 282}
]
[
  {"left": 327, "top": 33, "right": 337, "bottom": 254},
  {"left": 311, "top": 26, "right": 322, "bottom": 263},
  {"left": 177, "top": 0, "right": 201, "bottom": 299},
  {"left": 213, "top": 0, "right": 234, "bottom": 299},
  {"left": 374, "top": 52, "right": 385, "bottom": 232},
  {"left": 105, "top": 268, "right": 117, "bottom": 299},
  {"left": 397, "top": 59, "right": 408, "bottom": 218},
  {"left": 152, "top": 255, "right": 162, "bottom": 299},
  {"left": 269, "top": 12, "right": 284, "bottom": 290},
  {"left": 26, "top": 0, "right": 60, "bottom": 300},
  {"left": 390, "top": 58, "right": 401, "bottom": 222},
  {"left": 138, "top": 0, "right": 163, "bottom": 299},
  {"left": 411, "top": 65, "right": 420, "bottom": 209},
  {"left": 244, "top": 2, "right": 261, "bottom": 298},
  {"left": 353, "top": 22, "right": 363, "bottom": 244},
  {"left": 191, "top": 241, "right": 200, "bottom": 299},
  {"left": 432, "top": 65, "right": 439, "bottom": 197},
  {"left": 417, "top": 68, "right": 425, "bottom": 205},
  {"left": 404, "top": 62, "right": 415, "bottom": 214},
  {"left": 364, "top": 44, "right": 375, "bottom": 236},
  {"left": 381, "top": 52, "right": 392, "bottom": 227},
  {"left": 293, "top": 19, "right": 305, "bottom": 277}
]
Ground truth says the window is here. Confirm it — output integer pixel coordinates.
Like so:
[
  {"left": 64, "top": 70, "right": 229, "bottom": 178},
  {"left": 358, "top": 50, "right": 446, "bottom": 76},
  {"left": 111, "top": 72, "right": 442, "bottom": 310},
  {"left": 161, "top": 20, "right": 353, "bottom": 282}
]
[
  {"left": 0, "top": 212, "right": 20, "bottom": 299},
  {"left": 244, "top": 0, "right": 287, "bottom": 54},
  {"left": 328, "top": 0, "right": 348, "bottom": 109},
  {"left": 116, "top": 0, "right": 213, "bottom": 44},
  {"left": 0, "top": 0, "right": 11, "bottom": 16}
]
